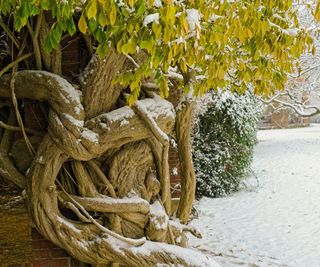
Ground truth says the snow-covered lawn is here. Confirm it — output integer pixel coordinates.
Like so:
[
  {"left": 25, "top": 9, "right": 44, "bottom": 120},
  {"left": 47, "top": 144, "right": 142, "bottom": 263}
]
[{"left": 189, "top": 125, "right": 320, "bottom": 267}]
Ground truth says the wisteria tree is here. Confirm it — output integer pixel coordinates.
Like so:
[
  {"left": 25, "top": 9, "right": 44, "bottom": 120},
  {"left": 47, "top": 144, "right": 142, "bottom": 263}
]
[{"left": 0, "top": 0, "right": 314, "bottom": 266}]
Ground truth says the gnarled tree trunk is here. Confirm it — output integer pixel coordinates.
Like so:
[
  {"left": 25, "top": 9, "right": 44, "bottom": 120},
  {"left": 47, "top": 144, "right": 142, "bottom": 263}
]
[{"left": 0, "top": 52, "right": 216, "bottom": 266}]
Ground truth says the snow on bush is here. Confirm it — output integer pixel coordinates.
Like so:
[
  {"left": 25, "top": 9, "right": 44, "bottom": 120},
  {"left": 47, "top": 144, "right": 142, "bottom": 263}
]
[{"left": 192, "top": 90, "right": 263, "bottom": 197}]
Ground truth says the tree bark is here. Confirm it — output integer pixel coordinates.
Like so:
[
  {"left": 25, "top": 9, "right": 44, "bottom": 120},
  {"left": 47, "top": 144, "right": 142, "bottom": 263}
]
[
  {"left": 0, "top": 65, "right": 212, "bottom": 266},
  {"left": 175, "top": 101, "right": 196, "bottom": 224},
  {"left": 80, "top": 51, "right": 126, "bottom": 119}
]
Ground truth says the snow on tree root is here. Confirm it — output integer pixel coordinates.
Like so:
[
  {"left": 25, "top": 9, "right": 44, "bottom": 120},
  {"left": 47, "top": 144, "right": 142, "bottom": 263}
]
[{"left": 0, "top": 70, "right": 218, "bottom": 266}]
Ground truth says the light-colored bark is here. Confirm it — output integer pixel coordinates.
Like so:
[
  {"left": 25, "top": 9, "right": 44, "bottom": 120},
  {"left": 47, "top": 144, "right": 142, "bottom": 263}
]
[
  {"left": 176, "top": 101, "right": 197, "bottom": 224},
  {"left": 80, "top": 51, "right": 126, "bottom": 119},
  {"left": 0, "top": 67, "right": 210, "bottom": 266}
]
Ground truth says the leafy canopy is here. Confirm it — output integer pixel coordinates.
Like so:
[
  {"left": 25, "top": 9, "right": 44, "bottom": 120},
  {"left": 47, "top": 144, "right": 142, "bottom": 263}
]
[{"left": 0, "top": 0, "right": 316, "bottom": 103}]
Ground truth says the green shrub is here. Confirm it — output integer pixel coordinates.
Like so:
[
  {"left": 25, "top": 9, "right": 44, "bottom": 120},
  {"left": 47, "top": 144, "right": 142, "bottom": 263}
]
[{"left": 192, "top": 90, "right": 263, "bottom": 197}]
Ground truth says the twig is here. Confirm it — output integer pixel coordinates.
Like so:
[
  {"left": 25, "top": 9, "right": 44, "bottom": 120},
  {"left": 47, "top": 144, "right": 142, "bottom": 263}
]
[
  {"left": 27, "top": 12, "right": 43, "bottom": 70},
  {"left": 133, "top": 100, "right": 171, "bottom": 212},
  {"left": 64, "top": 201, "right": 91, "bottom": 223},
  {"left": 87, "top": 160, "right": 117, "bottom": 197},
  {"left": 125, "top": 55, "right": 140, "bottom": 68},
  {"left": 10, "top": 72, "right": 35, "bottom": 155},
  {"left": 56, "top": 180, "right": 146, "bottom": 246},
  {"left": 0, "top": 21, "right": 20, "bottom": 49},
  {"left": 0, "top": 53, "right": 32, "bottom": 77},
  {"left": 0, "top": 120, "right": 43, "bottom": 136}
]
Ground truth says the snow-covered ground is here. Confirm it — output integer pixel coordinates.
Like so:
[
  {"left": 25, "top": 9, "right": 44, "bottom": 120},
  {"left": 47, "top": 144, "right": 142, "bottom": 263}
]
[{"left": 189, "top": 125, "right": 320, "bottom": 267}]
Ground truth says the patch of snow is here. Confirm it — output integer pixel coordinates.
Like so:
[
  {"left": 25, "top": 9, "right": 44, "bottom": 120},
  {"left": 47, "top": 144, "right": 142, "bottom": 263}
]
[
  {"left": 149, "top": 201, "right": 169, "bottom": 230},
  {"left": 75, "top": 240, "right": 89, "bottom": 251},
  {"left": 172, "top": 167, "right": 178, "bottom": 176},
  {"left": 81, "top": 129, "right": 99, "bottom": 144},
  {"left": 103, "top": 235, "right": 126, "bottom": 256},
  {"left": 55, "top": 115, "right": 64, "bottom": 126},
  {"left": 144, "top": 13, "right": 159, "bottom": 26},
  {"left": 101, "top": 106, "right": 135, "bottom": 124},
  {"left": 186, "top": 9, "right": 201, "bottom": 31},
  {"left": 120, "top": 119, "right": 129, "bottom": 126},
  {"left": 153, "top": 0, "right": 162, "bottom": 8},
  {"left": 57, "top": 217, "right": 82, "bottom": 234},
  {"left": 74, "top": 105, "right": 83, "bottom": 115},
  {"left": 137, "top": 94, "right": 175, "bottom": 120},
  {"left": 99, "top": 122, "right": 109, "bottom": 130},
  {"left": 169, "top": 137, "right": 177, "bottom": 148},
  {"left": 189, "top": 125, "right": 320, "bottom": 267},
  {"left": 128, "top": 240, "right": 220, "bottom": 266},
  {"left": 63, "top": 113, "right": 84, "bottom": 128}
]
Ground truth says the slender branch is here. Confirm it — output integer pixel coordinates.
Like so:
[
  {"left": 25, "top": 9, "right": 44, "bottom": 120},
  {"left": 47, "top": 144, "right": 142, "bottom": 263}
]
[
  {"left": 133, "top": 99, "right": 171, "bottom": 214},
  {"left": 125, "top": 55, "right": 140, "bottom": 69},
  {"left": 259, "top": 87, "right": 320, "bottom": 117},
  {"left": 272, "top": 98, "right": 320, "bottom": 117},
  {"left": 0, "top": 21, "right": 20, "bottom": 49},
  {"left": 62, "top": 194, "right": 150, "bottom": 214},
  {"left": 86, "top": 160, "right": 117, "bottom": 197},
  {"left": 0, "top": 120, "right": 43, "bottom": 136},
  {"left": 0, "top": 111, "right": 26, "bottom": 189},
  {"left": 63, "top": 201, "right": 91, "bottom": 223},
  {"left": 0, "top": 53, "right": 32, "bottom": 77},
  {"left": 57, "top": 182, "right": 146, "bottom": 246},
  {"left": 82, "top": 34, "right": 94, "bottom": 55},
  {"left": 29, "top": 12, "right": 43, "bottom": 70},
  {"left": 39, "top": 15, "right": 52, "bottom": 70},
  {"left": 288, "top": 64, "right": 320, "bottom": 78},
  {"left": 10, "top": 72, "right": 35, "bottom": 155}
]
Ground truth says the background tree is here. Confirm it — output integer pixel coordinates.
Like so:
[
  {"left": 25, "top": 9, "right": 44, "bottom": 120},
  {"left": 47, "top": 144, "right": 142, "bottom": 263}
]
[
  {"left": 0, "top": 0, "right": 313, "bottom": 266},
  {"left": 260, "top": 1, "right": 320, "bottom": 119}
]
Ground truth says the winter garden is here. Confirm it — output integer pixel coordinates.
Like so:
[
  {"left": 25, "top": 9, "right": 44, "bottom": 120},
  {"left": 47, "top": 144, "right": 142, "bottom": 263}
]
[{"left": 1, "top": 0, "right": 320, "bottom": 266}]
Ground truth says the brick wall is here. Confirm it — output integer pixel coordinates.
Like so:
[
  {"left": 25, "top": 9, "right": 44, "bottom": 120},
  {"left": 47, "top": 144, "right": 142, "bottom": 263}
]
[
  {"left": 31, "top": 230, "right": 89, "bottom": 267},
  {"left": 169, "top": 145, "right": 181, "bottom": 198},
  {"left": 0, "top": 189, "right": 90, "bottom": 267},
  {"left": 0, "top": 190, "right": 32, "bottom": 267}
]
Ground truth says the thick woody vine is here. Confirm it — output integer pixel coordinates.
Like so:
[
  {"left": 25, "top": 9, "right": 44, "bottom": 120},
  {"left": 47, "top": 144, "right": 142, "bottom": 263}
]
[
  {"left": 0, "top": 1, "right": 314, "bottom": 266},
  {"left": 0, "top": 66, "right": 209, "bottom": 265},
  {"left": 0, "top": 12, "right": 203, "bottom": 264}
]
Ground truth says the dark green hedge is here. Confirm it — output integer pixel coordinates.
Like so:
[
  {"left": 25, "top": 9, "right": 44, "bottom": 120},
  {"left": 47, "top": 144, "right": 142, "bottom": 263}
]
[{"left": 192, "top": 91, "right": 262, "bottom": 197}]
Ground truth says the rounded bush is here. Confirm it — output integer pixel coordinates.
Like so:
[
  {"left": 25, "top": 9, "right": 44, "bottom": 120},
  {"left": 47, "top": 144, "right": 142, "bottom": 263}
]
[{"left": 192, "top": 91, "right": 262, "bottom": 197}]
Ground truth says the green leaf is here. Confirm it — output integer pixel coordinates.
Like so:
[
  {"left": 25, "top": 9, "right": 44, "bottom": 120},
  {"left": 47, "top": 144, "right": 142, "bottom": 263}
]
[{"left": 67, "top": 18, "right": 77, "bottom": 35}]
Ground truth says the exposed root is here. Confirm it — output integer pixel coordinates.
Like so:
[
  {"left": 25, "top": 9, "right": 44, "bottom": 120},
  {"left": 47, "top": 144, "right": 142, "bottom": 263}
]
[{"left": 0, "top": 69, "right": 211, "bottom": 266}]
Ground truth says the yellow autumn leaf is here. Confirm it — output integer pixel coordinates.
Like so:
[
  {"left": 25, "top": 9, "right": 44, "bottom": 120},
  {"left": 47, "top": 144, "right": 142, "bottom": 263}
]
[
  {"left": 110, "top": 5, "right": 117, "bottom": 26},
  {"left": 128, "top": 95, "right": 136, "bottom": 107},
  {"left": 129, "top": 0, "right": 135, "bottom": 8},
  {"left": 167, "top": 48, "right": 173, "bottom": 62},
  {"left": 217, "top": 67, "right": 225, "bottom": 80},
  {"left": 87, "top": 0, "right": 98, "bottom": 19},
  {"left": 180, "top": 60, "right": 187, "bottom": 73},
  {"left": 78, "top": 14, "right": 87, "bottom": 34},
  {"left": 180, "top": 16, "right": 189, "bottom": 33},
  {"left": 147, "top": 0, "right": 154, "bottom": 8}
]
